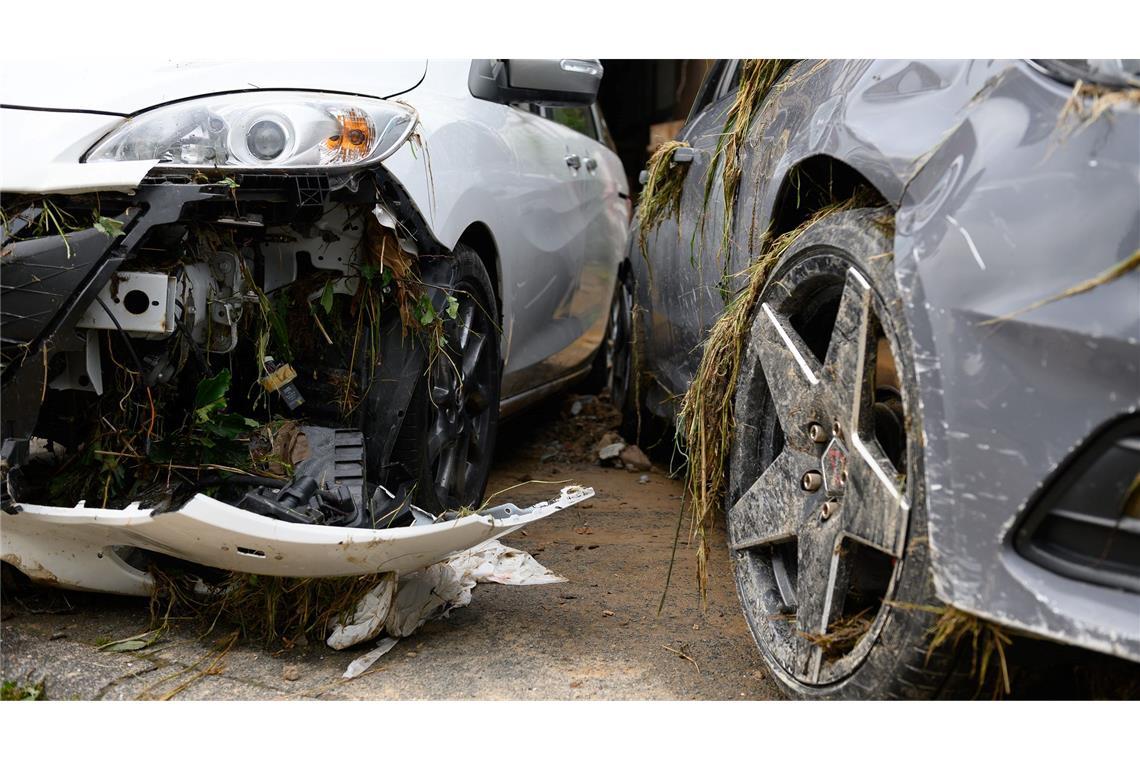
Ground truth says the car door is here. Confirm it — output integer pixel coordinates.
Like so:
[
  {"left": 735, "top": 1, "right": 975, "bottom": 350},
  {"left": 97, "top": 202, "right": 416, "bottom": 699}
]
[
  {"left": 539, "top": 104, "right": 627, "bottom": 379},
  {"left": 494, "top": 103, "right": 594, "bottom": 399},
  {"left": 639, "top": 60, "right": 740, "bottom": 414},
  {"left": 500, "top": 103, "right": 615, "bottom": 396}
]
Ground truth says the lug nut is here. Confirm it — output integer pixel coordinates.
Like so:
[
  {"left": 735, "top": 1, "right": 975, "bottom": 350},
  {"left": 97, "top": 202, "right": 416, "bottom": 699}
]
[
  {"left": 839, "top": 468, "right": 848, "bottom": 486},
  {"left": 821, "top": 499, "right": 838, "bottom": 521},
  {"left": 808, "top": 422, "right": 828, "bottom": 443},
  {"left": 801, "top": 471, "right": 823, "bottom": 492},
  {"left": 832, "top": 419, "right": 843, "bottom": 438}
]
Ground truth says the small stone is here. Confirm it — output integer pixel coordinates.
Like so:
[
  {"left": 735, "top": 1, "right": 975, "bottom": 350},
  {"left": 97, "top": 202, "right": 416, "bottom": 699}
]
[
  {"left": 282, "top": 665, "right": 301, "bottom": 682},
  {"left": 638, "top": 474, "right": 650, "bottom": 484},
  {"left": 602, "top": 610, "right": 615, "bottom": 617},
  {"left": 598, "top": 442, "right": 626, "bottom": 461},
  {"left": 570, "top": 400, "right": 583, "bottom": 416},
  {"left": 619, "top": 444, "right": 651, "bottom": 471},
  {"left": 598, "top": 431, "right": 625, "bottom": 449}
]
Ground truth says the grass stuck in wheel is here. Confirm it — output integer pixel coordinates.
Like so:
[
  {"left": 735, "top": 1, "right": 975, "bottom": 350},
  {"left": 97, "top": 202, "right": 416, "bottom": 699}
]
[{"left": 677, "top": 195, "right": 885, "bottom": 599}]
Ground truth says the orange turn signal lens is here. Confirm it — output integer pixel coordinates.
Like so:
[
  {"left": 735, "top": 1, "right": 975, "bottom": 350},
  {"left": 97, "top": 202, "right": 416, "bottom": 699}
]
[{"left": 324, "top": 109, "right": 374, "bottom": 162}]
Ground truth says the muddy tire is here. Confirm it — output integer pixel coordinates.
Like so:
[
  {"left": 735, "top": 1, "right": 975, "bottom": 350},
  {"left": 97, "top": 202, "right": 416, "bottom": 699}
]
[
  {"left": 393, "top": 245, "right": 501, "bottom": 514},
  {"left": 726, "top": 207, "right": 959, "bottom": 699}
]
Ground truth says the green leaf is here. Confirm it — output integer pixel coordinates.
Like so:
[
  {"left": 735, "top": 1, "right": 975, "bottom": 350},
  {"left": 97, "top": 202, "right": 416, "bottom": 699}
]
[
  {"left": 445, "top": 295, "right": 459, "bottom": 320},
  {"left": 203, "top": 412, "right": 258, "bottom": 441},
  {"left": 360, "top": 262, "right": 379, "bottom": 282},
  {"left": 98, "top": 629, "right": 162, "bottom": 652},
  {"left": 93, "top": 216, "right": 125, "bottom": 239},
  {"left": 193, "top": 369, "right": 232, "bottom": 423},
  {"left": 415, "top": 296, "right": 437, "bottom": 326},
  {"left": 320, "top": 280, "right": 335, "bottom": 314},
  {"left": 217, "top": 177, "right": 240, "bottom": 189}
]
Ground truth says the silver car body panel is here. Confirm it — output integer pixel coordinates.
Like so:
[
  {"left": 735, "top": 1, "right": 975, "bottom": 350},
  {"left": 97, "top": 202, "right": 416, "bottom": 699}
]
[{"left": 633, "top": 59, "right": 1140, "bottom": 660}]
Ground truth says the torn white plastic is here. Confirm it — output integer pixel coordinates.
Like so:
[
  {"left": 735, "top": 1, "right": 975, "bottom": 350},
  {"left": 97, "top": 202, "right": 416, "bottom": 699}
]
[
  {"left": 334, "top": 540, "right": 566, "bottom": 678},
  {"left": 341, "top": 637, "right": 400, "bottom": 680},
  {"left": 328, "top": 539, "right": 565, "bottom": 650},
  {"left": 0, "top": 485, "right": 593, "bottom": 597}
]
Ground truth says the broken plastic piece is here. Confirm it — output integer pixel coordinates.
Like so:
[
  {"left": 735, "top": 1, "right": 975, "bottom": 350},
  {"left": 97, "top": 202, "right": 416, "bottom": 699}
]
[
  {"left": 0, "top": 485, "right": 594, "bottom": 596},
  {"left": 333, "top": 539, "right": 567, "bottom": 678}
]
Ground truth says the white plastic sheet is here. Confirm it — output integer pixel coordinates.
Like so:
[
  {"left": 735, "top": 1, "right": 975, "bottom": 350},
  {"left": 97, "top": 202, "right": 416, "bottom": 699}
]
[{"left": 336, "top": 540, "right": 565, "bottom": 679}]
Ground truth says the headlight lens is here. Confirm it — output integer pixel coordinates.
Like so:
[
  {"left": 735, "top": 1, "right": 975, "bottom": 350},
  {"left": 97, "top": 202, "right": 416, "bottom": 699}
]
[
  {"left": 1030, "top": 59, "right": 1140, "bottom": 88},
  {"left": 86, "top": 92, "right": 417, "bottom": 169}
]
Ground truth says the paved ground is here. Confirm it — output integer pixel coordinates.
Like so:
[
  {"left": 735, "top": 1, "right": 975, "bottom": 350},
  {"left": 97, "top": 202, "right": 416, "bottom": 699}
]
[{"left": 1, "top": 396, "right": 778, "bottom": 700}]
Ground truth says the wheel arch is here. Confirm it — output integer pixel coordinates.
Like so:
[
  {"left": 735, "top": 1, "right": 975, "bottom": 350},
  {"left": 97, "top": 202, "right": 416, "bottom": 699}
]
[
  {"left": 456, "top": 221, "right": 502, "bottom": 323},
  {"left": 767, "top": 154, "right": 894, "bottom": 239}
]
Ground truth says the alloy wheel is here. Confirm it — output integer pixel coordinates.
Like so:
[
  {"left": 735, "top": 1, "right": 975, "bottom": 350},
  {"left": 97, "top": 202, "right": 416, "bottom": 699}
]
[{"left": 730, "top": 251, "right": 913, "bottom": 686}]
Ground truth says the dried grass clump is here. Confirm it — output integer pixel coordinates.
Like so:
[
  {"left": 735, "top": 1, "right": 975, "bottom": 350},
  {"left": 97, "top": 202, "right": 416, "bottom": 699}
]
[
  {"left": 678, "top": 195, "right": 884, "bottom": 596},
  {"left": 1055, "top": 80, "right": 1140, "bottom": 145},
  {"left": 700, "top": 60, "right": 796, "bottom": 261},
  {"left": 890, "top": 601, "right": 1014, "bottom": 697},
  {"left": 149, "top": 565, "right": 382, "bottom": 649},
  {"left": 798, "top": 608, "right": 873, "bottom": 657},
  {"left": 637, "top": 139, "right": 691, "bottom": 256}
]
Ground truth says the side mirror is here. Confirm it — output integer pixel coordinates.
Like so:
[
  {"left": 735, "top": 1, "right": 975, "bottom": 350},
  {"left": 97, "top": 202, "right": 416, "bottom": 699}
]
[{"left": 469, "top": 59, "right": 603, "bottom": 107}]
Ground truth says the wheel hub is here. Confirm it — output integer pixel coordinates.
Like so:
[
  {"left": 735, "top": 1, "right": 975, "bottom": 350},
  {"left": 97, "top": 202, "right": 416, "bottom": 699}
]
[{"left": 820, "top": 436, "right": 848, "bottom": 496}]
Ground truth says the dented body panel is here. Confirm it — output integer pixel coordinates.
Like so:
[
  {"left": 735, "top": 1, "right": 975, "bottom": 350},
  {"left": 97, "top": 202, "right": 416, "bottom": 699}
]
[{"left": 632, "top": 59, "right": 1140, "bottom": 661}]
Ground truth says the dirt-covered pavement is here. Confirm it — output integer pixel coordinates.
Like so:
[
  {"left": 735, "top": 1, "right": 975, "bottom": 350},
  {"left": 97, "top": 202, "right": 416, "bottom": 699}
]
[{"left": 0, "top": 394, "right": 779, "bottom": 700}]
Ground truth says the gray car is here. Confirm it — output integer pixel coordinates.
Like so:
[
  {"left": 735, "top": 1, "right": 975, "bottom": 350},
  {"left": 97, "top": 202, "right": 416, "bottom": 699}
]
[{"left": 626, "top": 59, "right": 1139, "bottom": 698}]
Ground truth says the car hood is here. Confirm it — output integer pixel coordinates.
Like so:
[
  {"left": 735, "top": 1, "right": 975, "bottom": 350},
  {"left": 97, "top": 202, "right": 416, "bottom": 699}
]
[{"left": 0, "top": 59, "right": 427, "bottom": 114}]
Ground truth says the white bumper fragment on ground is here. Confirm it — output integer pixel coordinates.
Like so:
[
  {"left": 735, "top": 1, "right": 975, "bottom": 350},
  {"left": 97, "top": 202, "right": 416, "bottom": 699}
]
[{"left": 0, "top": 485, "right": 593, "bottom": 596}]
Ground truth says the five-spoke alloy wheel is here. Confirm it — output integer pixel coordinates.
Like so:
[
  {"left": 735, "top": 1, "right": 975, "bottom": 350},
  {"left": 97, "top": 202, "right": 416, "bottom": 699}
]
[{"left": 728, "top": 208, "right": 953, "bottom": 699}]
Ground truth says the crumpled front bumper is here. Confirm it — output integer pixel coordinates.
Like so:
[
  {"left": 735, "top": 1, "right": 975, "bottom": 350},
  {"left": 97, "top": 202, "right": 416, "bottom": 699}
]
[{"left": 1, "top": 485, "right": 593, "bottom": 596}]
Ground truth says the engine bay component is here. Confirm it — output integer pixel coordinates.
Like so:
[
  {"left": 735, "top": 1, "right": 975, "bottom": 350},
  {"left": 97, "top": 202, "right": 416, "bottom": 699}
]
[
  {"left": 77, "top": 271, "right": 176, "bottom": 336},
  {"left": 260, "top": 357, "right": 304, "bottom": 410}
]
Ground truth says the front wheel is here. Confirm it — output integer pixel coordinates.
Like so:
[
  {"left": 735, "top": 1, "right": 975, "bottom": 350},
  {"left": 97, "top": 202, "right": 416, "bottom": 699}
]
[
  {"left": 394, "top": 245, "right": 501, "bottom": 514},
  {"left": 727, "top": 207, "right": 957, "bottom": 699}
]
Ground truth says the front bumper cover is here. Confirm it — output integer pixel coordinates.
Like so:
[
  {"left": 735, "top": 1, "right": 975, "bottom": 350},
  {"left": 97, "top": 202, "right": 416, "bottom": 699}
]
[{"left": 1, "top": 485, "right": 593, "bottom": 596}]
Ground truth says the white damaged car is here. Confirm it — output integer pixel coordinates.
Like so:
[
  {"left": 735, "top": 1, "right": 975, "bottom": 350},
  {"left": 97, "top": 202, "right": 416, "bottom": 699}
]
[{"left": 0, "top": 59, "right": 628, "bottom": 594}]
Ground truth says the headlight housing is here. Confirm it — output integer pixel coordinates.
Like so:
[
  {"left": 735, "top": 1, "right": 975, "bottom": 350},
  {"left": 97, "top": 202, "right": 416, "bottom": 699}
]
[
  {"left": 1030, "top": 59, "right": 1140, "bottom": 88},
  {"left": 86, "top": 92, "right": 417, "bottom": 169}
]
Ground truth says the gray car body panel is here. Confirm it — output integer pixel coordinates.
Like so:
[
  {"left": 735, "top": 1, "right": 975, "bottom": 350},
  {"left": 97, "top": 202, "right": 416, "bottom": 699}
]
[{"left": 632, "top": 59, "right": 1140, "bottom": 661}]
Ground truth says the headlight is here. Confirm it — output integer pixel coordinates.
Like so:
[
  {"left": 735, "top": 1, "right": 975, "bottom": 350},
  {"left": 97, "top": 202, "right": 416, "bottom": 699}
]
[
  {"left": 86, "top": 92, "right": 417, "bottom": 169},
  {"left": 1030, "top": 59, "right": 1140, "bottom": 88}
]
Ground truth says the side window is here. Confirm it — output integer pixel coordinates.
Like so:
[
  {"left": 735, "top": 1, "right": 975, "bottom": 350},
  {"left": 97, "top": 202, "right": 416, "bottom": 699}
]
[
  {"left": 717, "top": 60, "right": 742, "bottom": 99},
  {"left": 543, "top": 105, "right": 599, "bottom": 141},
  {"left": 684, "top": 59, "right": 731, "bottom": 123},
  {"left": 593, "top": 104, "right": 617, "bottom": 152}
]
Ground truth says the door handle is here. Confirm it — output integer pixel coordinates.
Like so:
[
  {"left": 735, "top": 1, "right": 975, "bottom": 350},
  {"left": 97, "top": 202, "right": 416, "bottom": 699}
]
[
  {"left": 583, "top": 157, "right": 598, "bottom": 172},
  {"left": 671, "top": 146, "right": 696, "bottom": 165},
  {"left": 565, "top": 154, "right": 581, "bottom": 170}
]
